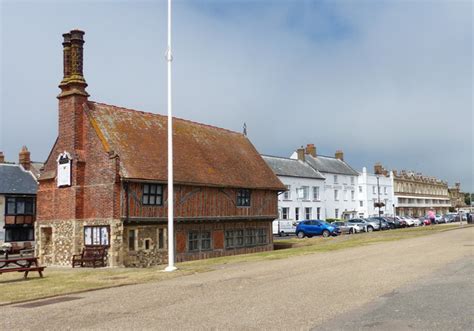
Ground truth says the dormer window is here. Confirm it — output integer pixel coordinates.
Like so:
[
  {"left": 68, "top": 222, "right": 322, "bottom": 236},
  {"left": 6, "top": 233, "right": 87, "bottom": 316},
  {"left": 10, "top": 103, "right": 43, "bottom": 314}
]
[
  {"left": 237, "top": 189, "right": 251, "bottom": 207},
  {"left": 142, "top": 184, "right": 163, "bottom": 205}
]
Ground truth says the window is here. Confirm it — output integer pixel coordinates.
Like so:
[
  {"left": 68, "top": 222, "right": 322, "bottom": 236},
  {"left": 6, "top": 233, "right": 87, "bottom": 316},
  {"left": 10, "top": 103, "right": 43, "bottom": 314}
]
[
  {"left": 5, "top": 228, "right": 34, "bottom": 242},
  {"left": 257, "top": 228, "right": 267, "bottom": 244},
  {"left": 334, "top": 189, "right": 339, "bottom": 201},
  {"left": 235, "top": 230, "right": 244, "bottom": 247},
  {"left": 245, "top": 229, "right": 256, "bottom": 246},
  {"left": 158, "top": 228, "right": 165, "bottom": 249},
  {"left": 344, "top": 190, "right": 348, "bottom": 201},
  {"left": 316, "top": 207, "right": 321, "bottom": 219},
  {"left": 188, "top": 231, "right": 212, "bottom": 252},
  {"left": 144, "top": 239, "right": 151, "bottom": 250},
  {"left": 128, "top": 229, "right": 136, "bottom": 251},
  {"left": 283, "top": 185, "right": 291, "bottom": 200},
  {"left": 225, "top": 229, "right": 244, "bottom": 248},
  {"left": 359, "top": 186, "right": 362, "bottom": 193},
  {"left": 301, "top": 186, "right": 309, "bottom": 200},
  {"left": 351, "top": 190, "right": 355, "bottom": 201},
  {"left": 5, "top": 197, "right": 35, "bottom": 215},
  {"left": 84, "top": 226, "right": 109, "bottom": 246},
  {"left": 351, "top": 177, "right": 355, "bottom": 185},
  {"left": 360, "top": 200, "right": 364, "bottom": 207},
  {"left": 295, "top": 207, "right": 299, "bottom": 221},
  {"left": 334, "top": 175, "right": 338, "bottom": 184},
  {"left": 305, "top": 207, "right": 312, "bottom": 220},
  {"left": 188, "top": 231, "right": 199, "bottom": 251},
  {"left": 373, "top": 186, "right": 376, "bottom": 194},
  {"left": 142, "top": 184, "right": 163, "bottom": 205},
  {"left": 225, "top": 230, "right": 235, "bottom": 248},
  {"left": 313, "top": 186, "right": 320, "bottom": 200},
  {"left": 384, "top": 187, "right": 387, "bottom": 195},
  {"left": 335, "top": 209, "right": 339, "bottom": 218},
  {"left": 237, "top": 189, "right": 251, "bottom": 206},
  {"left": 282, "top": 207, "right": 289, "bottom": 219}
]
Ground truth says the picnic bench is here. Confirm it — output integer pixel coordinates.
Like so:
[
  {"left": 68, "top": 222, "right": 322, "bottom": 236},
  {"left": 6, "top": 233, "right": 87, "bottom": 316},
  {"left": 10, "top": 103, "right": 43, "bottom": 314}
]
[
  {"left": 72, "top": 247, "right": 107, "bottom": 268},
  {"left": 0, "top": 257, "right": 45, "bottom": 279}
]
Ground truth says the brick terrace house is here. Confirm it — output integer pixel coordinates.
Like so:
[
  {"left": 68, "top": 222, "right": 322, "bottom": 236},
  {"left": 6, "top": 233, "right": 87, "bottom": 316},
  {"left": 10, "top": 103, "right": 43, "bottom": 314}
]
[{"left": 36, "top": 30, "right": 284, "bottom": 267}]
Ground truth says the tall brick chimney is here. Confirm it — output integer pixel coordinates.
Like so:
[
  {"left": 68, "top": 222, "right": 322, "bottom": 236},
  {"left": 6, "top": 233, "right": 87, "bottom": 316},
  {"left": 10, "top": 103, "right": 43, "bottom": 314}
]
[
  {"left": 335, "top": 150, "right": 344, "bottom": 161},
  {"left": 296, "top": 147, "right": 305, "bottom": 162},
  {"left": 305, "top": 144, "right": 316, "bottom": 157},
  {"left": 56, "top": 29, "right": 89, "bottom": 155},
  {"left": 0, "top": 151, "right": 4, "bottom": 163},
  {"left": 19, "top": 146, "right": 31, "bottom": 170}
]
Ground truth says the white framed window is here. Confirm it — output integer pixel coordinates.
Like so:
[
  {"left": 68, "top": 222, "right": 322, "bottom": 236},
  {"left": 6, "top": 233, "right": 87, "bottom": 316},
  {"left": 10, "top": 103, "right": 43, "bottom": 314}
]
[
  {"left": 283, "top": 185, "right": 291, "bottom": 200},
  {"left": 373, "top": 186, "right": 376, "bottom": 194},
  {"left": 334, "top": 189, "right": 339, "bottom": 201},
  {"left": 335, "top": 209, "right": 339, "bottom": 219},
  {"left": 344, "top": 190, "right": 348, "bottom": 201},
  {"left": 282, "top": 207, "right": 289, "bottom": 219},
  {"left": 312, "top": 186, "right": 320, "bottom": 200},
  {"left": 316, "top": 207, "right": 321, "bottom": 219},
  {"left": 334, "top": 175, "right": 338, "bottom": 184},
  {"left": 301, "top": 186, "right": 309, "bottom": 200},
  {"left": 305, "top": 207, "right": 312, "bottom": 220},
  {"left": 359, "top": 186, "right": 362, "bottom": 193},
  {"left": 351, "top": 190, "right": 355, "bottom": 201},
  {"left": 295, "top": 207, "right": 299, "bottom": 221},
  {"left": 360, "top": 200, "right": 363, "bottom": 207},
  {"left": 351, "top": 177, "right": 355, "bottom": 185},
  {"left": 384, "top": 187, "right": 387, "bottom": 195}
]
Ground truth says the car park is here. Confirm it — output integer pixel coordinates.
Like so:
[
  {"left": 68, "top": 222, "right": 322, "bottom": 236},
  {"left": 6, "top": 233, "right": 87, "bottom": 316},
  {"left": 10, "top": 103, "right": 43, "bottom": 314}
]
[{"left": 296, "top": 220, "right": 340, "bottom": 238}]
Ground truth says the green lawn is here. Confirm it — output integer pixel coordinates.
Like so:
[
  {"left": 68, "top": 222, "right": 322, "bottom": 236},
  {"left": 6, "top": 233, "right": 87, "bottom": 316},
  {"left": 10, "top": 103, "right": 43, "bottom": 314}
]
[{"left": 0, "top": 224, "right": 466, "bottom": 305}]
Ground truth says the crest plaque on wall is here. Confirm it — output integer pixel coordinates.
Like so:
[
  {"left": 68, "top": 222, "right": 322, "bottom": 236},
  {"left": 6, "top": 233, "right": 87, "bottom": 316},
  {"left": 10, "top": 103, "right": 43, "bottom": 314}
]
[{"left": 57, "top": 151, "right": 72, "bottom": 187}]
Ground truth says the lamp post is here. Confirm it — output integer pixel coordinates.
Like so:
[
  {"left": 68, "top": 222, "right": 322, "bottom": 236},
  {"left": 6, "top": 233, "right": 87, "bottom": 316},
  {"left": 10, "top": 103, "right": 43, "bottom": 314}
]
[{"left": 376, "top": 174, "right": 382, "bottom": 229}]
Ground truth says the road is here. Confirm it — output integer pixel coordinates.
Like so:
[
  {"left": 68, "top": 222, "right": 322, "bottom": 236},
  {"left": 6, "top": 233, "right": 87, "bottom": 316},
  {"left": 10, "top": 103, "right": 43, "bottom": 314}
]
[{"left": 3, "top": 227, "right": 473, "bottom": 330}]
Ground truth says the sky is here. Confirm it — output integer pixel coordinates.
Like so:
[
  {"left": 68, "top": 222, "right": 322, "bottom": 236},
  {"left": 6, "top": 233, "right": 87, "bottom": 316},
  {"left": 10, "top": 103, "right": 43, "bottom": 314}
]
[{"left": 0, "top": 0, "right": 472, "bottom": 191}]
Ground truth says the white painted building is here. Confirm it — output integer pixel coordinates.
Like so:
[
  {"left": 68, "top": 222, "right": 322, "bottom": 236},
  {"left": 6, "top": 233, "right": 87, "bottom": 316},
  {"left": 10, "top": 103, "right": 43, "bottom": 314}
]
[
  {"left": 357, "top": 166, "right": 395, "bottom": 218},
  {"left": 262, "top": 155, "right": 326, "bottom": 222},
  {"left": 290, "top": 144, "right": 359, "bottom": 220}
]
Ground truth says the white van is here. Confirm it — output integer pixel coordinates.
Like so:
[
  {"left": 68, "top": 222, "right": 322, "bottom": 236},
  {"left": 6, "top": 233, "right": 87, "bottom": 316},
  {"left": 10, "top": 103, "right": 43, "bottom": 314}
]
[{"left": 272, "top": 219, "right": 296, "bottom": 236}]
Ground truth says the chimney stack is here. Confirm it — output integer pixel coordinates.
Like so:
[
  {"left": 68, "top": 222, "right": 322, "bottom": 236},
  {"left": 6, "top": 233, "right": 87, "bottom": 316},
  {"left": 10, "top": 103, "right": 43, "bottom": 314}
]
[
  {"left": 0, "top": 151, "right": 4, "bottom": 163},
  {"left": 305, "top": 144, "right": 316, "bottom": 157},
  {"left": 58, "top": 29, "right": 89, "bottom": 98},
  {"left": 335, "top": 150, "right": 344, "bottom": 161},
  {"left": 374, "top": 163, "right": 383, "bottom": 175},
  {"left": 296, "top": 147, "right": 305, "bottom": 162},
  {"left": 19, "top": 146, "right": 31, "bottom": 170}
]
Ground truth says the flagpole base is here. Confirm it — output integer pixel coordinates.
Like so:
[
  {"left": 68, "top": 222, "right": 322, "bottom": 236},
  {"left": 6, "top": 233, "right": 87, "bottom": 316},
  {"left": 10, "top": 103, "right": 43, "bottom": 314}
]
[{"left": 164, "top": 265, "right": 177, "bottom": 272}]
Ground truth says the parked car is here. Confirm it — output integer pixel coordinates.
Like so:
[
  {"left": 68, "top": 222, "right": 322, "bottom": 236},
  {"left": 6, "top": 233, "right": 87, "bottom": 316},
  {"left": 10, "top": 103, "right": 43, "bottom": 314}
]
[
  {"left": 423, "top": 218, "right": 431, "bottom": 226},
  {"left": 296, "top": 220, "right": 340, "bottom": 238},
  {"left": 272, "top": 219, "right": 296, "bottom": 236},
  {"left": 364, "top": 218, "right": 382, "bottom": 231},
  {"left": 332, "top": 221, "right": 362, "bottom": 234},
  {"left": 347, "top": 218, "right": 378, "bottom": 232},
  {"left": 401, "top": 217, "right": 416, "bottom": 227},
  {"left": 368, "top": 217, "right": 391, "bottom": 230}
]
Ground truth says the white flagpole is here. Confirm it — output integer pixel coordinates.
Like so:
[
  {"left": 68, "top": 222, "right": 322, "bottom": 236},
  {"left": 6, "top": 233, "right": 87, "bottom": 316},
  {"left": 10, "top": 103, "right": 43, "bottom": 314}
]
[{"left": 165, "top": 0, "right": 177, "bottom": 272}]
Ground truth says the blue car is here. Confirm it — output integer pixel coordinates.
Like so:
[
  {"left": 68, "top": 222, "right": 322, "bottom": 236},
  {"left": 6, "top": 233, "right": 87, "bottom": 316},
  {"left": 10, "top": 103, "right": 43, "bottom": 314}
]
[{"left": 296, "top": 220, "right": 340, "bottom": 238}]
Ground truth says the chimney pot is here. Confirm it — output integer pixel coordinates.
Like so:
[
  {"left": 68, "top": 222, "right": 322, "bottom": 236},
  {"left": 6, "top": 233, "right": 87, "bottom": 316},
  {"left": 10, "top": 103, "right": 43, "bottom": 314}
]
[
  {"left": 297, "top": 147, "right": 305, "bottom": 162},
  {"left": 305, "top": 143, "right": 316, "bottom": 157},
  {"left": 335, "top": 150, "right": 344, "bottom": 161},
  {"left": 374, "top": 163, "right": 383, "bottom": 175},
  {"left": 19, "top": 146, "right": 31, "bottom": 170}
]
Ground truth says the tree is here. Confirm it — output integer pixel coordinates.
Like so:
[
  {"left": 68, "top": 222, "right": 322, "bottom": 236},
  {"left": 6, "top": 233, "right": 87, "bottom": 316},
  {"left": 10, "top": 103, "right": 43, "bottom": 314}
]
[{"left": 465, "top": 192, "right": 472, "bottom": 206}]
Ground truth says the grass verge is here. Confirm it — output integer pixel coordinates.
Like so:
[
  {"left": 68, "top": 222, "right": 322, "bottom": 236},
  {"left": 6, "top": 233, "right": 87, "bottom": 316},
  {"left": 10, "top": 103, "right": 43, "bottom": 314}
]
[{"left": 0, "top": 224, "right": 468, "bottom": 305}]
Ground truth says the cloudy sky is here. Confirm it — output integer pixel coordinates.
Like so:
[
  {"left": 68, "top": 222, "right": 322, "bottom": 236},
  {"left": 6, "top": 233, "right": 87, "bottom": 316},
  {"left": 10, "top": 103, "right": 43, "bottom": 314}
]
[{"left": 1, "top": 0, "right": 472, "bottom": 190}]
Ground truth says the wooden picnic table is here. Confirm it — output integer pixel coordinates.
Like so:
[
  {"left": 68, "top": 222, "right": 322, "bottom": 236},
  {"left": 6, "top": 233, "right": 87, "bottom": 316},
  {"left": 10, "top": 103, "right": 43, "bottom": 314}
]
[{"left": 0, "top": 256, "right": 45, "bottom": 279}]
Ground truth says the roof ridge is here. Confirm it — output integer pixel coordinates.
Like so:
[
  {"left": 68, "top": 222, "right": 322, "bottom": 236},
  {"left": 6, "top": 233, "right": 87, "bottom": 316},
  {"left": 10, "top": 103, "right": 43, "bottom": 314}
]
[
  {"left": 261, "top": 154, "right": 300, "bottom": 161},
  {"left": 90, "top": 101, "right": 243, "bottom": 136}
]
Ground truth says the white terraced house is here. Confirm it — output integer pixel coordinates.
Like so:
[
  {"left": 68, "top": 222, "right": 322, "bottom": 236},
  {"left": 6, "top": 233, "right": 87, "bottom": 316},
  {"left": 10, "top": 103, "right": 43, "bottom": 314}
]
[
  {"left": 262, "top": 155, "right": 326, "bottom": 222},
  {"left": 357, "top": 165, "right": 395, "bottom": 218},
  {"left": 290, "top": 144, "right": 359, "bottom": 220}
]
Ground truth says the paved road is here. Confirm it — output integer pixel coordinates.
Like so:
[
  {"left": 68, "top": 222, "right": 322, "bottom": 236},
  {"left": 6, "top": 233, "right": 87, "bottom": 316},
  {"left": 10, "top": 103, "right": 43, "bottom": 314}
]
[{"left": 3, "top": 227, "right": 473, "bottom": 330}]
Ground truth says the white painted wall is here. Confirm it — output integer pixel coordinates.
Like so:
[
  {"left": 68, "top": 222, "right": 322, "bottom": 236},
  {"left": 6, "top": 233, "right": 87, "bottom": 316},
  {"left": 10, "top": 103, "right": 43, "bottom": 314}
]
[
  {"left": 357, "top": 167, "right": 395, "bottom": 218},
  {"left": 277, "top": 175, "right": 326, "bottom": 221},
  {"left": 321, "top": 172, "right": 358, "bottom": 219}
]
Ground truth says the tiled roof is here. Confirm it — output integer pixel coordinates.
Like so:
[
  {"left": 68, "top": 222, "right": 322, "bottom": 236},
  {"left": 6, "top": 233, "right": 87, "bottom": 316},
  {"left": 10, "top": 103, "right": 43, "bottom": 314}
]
[
  {"left": 304, "top": 154, "right": 359, "bottom": 176},
  {"left": 87, "top": 102, "right": 285, "bottom": 190},
  {"left": 262, "top": 155, "right": 325, "bottom": 180},
  {"left": 0, "top": 164, "right": 38, "bottom": 195}
]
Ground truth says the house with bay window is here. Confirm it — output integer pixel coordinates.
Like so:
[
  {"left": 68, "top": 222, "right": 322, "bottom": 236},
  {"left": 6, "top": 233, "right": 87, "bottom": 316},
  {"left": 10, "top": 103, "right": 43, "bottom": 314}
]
[
  {"left": 290, "top": 144, "right": 359, "bottom": 220},
  {"left": 36, "top": 30, "right": 284, "bottom": 267},
  {"left": 262, "top": 155, "right": 326, "bottom": 222}
]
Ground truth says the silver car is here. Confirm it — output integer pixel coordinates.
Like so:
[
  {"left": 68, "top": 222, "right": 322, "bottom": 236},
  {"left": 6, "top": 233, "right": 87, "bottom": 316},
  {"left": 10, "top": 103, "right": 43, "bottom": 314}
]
[
  {"left": 332, "top": 221, "right": 362, "bottom": 234},
  {"left": 347, "top": 218, "right": 379, "bottom": 232}
]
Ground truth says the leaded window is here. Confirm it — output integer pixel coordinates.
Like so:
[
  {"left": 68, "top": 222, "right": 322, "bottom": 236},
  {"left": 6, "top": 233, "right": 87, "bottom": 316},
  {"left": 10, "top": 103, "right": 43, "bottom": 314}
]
[
  {"left": 237, "top": 189, "right": 251, "bottom": 206},
  {"left": 142, "top": 184, "right": 163, "bottom": 205}
]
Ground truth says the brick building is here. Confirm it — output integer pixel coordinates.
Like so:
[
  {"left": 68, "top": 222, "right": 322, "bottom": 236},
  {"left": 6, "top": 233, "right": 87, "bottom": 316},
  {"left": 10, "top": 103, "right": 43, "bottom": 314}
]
[{"left": 36, "top": 30, "right": 284, "bottom": 267}]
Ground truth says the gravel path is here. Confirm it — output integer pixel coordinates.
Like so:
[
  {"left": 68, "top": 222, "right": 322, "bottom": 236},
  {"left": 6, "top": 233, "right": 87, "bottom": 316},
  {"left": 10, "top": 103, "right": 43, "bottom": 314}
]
[{"left": 3, "top": 227, "right": 473, "bottom": 330}]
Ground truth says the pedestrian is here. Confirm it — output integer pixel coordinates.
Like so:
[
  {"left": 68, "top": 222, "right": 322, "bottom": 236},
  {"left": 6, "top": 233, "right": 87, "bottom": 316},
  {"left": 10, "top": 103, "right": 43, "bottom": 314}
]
[{"left": 428, "top": 210, "right": 435, "bottom": 226}]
